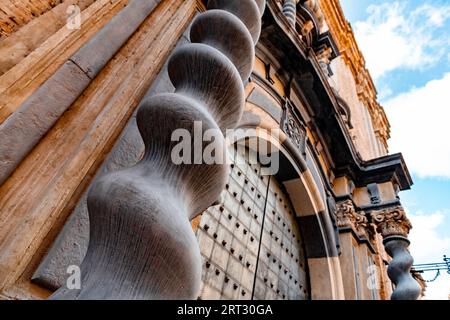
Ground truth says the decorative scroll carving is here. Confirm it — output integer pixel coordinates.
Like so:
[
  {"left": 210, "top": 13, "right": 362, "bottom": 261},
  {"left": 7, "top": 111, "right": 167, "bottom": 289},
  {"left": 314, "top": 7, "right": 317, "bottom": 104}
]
[
  {"left": 331, "top": 88, "right": 353, "bottom": 128},
  {"left": 371, "top": 206, "right": 411, "bottom": 238},
  {"left": 336, "top": 200, "right": 368, "bottom": 239},
  {"left": 371, "top": 206, "right": 421, "bottom": 300},
  {"left": 281, "top": 100, "right": 307, "bottom": 155},
  {"left": 336, "top": 200, "right": 354, "bottom": 228},
  {"left": 50, "top": 0, "right": 266, "bottom": 300}
]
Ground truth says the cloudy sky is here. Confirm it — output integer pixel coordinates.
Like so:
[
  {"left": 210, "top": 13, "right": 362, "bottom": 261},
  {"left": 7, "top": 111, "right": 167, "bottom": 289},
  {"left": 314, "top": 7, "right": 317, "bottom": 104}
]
[{"left": 340, "top": 0, "right": 450, "bottom": 299}]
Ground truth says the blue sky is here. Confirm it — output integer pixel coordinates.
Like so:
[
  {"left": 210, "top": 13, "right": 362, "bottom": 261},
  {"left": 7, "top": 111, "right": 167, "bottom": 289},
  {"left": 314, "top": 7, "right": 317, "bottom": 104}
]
[{"left": 340, "top": 0, "right": 450, "bottom": 299}]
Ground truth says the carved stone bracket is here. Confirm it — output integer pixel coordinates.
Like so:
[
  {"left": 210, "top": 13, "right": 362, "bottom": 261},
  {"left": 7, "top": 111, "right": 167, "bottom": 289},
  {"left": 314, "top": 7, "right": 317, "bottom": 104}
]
[
  {"left": 281, "top": 99, "right": 307, "bottom": 155},
  {"left": 336, "top": 199, "right": 368, "bottom": 239},
  {"left": 370, "top": 206, "right": 421, "bottom": 300}
]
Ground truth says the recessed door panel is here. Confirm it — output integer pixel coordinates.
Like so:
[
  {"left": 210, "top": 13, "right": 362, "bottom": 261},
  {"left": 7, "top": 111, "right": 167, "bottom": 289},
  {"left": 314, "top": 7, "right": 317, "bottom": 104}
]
[{"left": 197, "top": 147, "right": 309, "bottom": 300}]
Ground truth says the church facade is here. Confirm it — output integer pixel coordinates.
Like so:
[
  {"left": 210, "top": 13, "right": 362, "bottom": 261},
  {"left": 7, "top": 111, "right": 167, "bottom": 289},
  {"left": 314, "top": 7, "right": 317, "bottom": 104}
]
[{"left": 0, "top": 0, "right": 423, "bottom": 300}]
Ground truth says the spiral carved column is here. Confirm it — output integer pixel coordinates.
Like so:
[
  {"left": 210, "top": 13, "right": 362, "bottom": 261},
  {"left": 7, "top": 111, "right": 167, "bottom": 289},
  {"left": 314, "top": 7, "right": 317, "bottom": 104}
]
[
  {"left": 50, "top": 0, "right": 266, "bottom": 300},
  {"left": 282, "top": 0, "right": 298, "bottom": 26},
  {"left": 371, "top": 206, "right": 421, "bottom": 300}
]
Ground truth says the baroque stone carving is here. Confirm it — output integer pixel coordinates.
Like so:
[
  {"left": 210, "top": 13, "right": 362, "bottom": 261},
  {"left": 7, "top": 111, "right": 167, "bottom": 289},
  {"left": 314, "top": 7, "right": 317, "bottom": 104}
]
[
  {"left": 281, "top": 100, "right": 307, "bottom": 155},
  {"left": 371, "top": 205, "right": 420, "bottom": 300},
  {"left": 50, "top": 0, "right": 266, "bottom": 300},
  {"left": 336, "top": 200, "right": 368, "bottom": 239},
  {"left": 371, "top": 205, "right": 412, "bottom": 238}
]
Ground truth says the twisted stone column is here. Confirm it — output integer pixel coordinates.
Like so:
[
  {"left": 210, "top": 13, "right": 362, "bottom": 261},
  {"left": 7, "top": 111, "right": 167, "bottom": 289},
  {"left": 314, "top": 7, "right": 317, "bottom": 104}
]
[
  {"left": 50, "top": 0, "right": 265, "bottom": 300},
  {"left": 371, "top": 206, "right": 421, "bottom": 300},
  {"left": 282, "top": 0, "right": 298, "bottom": 26}
]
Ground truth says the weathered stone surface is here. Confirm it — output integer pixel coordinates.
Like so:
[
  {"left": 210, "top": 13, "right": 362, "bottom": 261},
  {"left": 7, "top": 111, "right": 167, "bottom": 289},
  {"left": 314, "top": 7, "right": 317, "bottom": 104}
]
[
  {"left": 71, "top": 0, "right": 161, "bottom": 78},
  {"left": 0, "top": 0, "right": 131, "bottom": 124},
  {"left": 0, "top": 0, "right": 96, "bottom": 76},
  {"left": 32, "top": 201, "right": 90, "bottom": 291},
  {"left": 0, "top": 0, "right": 193, "bottom": 297},
  {"left": 207, "top": 0, "right": 262, "bottom": 44},
  {"left": 247, "top": 88, "right": 282, "bottom": 121},
  {"left": 190, "top": 10, "right": 254, "bottom": 81},
  {"left": 0, "top": 0, "right": 66, "bottom": 37},
  {"left": 371, "top": 206, "right": 412, "bottom": 238},
  {"left": 0, "top": 0, "right": 162, "bottom": 186},
  {"left": 336, "top": 199, "right": 369, "bottom": 239},
  {"left": 0, "top": 60, "right": 91, "bottom": 185}
]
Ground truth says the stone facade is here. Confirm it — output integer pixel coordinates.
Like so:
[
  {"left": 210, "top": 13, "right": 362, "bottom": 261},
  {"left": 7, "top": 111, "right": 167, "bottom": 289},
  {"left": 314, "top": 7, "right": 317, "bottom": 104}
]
[{"left": 0, "top": 0, "right": 421, "bottom": 300}]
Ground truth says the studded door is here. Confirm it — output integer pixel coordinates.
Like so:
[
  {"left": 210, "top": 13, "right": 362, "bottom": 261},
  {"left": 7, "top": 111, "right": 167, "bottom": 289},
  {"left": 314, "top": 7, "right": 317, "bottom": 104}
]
[{"left": 196, "top": 147, "right": 309, "bottom": 300}]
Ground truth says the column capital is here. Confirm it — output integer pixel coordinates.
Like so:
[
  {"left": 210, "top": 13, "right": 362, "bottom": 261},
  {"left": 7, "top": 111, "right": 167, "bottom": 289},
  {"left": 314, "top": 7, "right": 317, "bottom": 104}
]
[{"left": 371, "top": 205, "right": 412, "bottom": 238}]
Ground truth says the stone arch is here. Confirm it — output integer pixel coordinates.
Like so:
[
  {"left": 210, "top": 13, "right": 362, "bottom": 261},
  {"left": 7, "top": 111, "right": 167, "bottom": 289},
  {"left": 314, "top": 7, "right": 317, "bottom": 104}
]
[{"left": 230, "top": 120, "right": 345, "bottom": 299}]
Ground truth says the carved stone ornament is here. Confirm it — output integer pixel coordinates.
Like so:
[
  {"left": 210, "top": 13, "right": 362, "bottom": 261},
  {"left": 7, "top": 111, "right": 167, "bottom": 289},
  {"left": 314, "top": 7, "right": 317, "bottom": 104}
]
[
  {"left": 282, "top": 100, "right": 307, "bottom": 154},
  {"left": 336, "top": 200, "right": 368, "bottom": 238},
  {"left": 371, "top": 205, "right": 412, "bottom": 238}
]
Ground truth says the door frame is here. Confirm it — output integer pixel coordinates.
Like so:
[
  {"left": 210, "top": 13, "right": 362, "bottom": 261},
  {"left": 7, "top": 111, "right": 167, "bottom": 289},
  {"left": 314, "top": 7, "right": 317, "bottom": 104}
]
[{"left": 231, "top": 121, "right": 345, "bottom": 300}]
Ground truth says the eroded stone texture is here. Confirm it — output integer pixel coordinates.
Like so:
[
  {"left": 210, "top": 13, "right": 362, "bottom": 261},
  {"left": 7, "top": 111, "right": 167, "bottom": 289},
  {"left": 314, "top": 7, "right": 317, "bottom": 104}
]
[
  {"left": 0, "top": 0, "right": 162, "bottom": 186},
  {"left": 0, "top": 60, "right": 91, "bottom": 184}
]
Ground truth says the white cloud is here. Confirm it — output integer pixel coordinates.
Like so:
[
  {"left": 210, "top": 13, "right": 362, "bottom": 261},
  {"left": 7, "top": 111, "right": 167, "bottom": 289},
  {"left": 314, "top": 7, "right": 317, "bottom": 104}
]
[
  {"left": 377, "top": 84, "right": 393, "bottom": 100},
  {"left": 408, "top": 211, "right": 450, "bottom": 299},
  {"left": 409, "top": 211, "right": 450, "bottom": 262},
  {"left": 384, "top": 73, "right": 450, "bottom": 178},
  {"left": 353, "top": 2, "right": 450, "bottom": 79}
]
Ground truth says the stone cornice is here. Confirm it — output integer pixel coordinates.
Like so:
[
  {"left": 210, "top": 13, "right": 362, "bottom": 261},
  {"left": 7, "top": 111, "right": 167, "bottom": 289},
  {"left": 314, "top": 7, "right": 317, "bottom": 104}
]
[
  {"left": 318, "top": 0, "right": 390, "bottom": 150},
  {"left": 260, "top": 1, "right": 413, "bottom": 191}
]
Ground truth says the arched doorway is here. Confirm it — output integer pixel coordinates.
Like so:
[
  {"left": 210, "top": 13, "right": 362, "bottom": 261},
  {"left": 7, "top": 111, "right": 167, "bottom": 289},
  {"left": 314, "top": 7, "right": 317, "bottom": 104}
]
[{"left": 196, "top": 145, "right": 310, "bottom": 300}]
